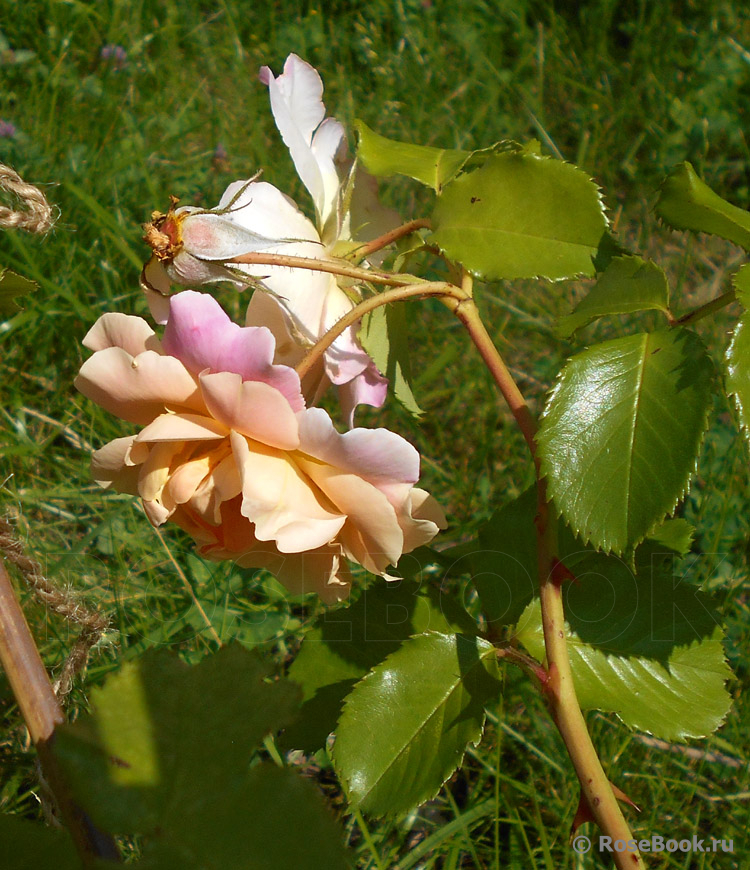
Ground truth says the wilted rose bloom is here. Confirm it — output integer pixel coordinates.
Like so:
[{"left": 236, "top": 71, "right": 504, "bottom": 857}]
[
  {"left": 142, "top": 53, "right": 400, "bottom": 426},
  {"left": 75, "top": 291, "right": 445, "bottom": 601}
]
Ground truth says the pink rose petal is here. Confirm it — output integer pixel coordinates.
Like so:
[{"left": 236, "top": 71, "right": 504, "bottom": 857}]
[{"left": 163, "top": 291, "right": 305, "bottom": 411}]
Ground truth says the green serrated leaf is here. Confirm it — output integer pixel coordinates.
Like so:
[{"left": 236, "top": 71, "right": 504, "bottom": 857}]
[
  {"left": 430, "top": 152, "right": 608, "bottom": 282},
  {"left": 538, "top": 329, "right": 714, "bottom": 555},
  {"left": 136, "top": 764, "right": 350, "bottom": 870},
  {"left": 557, "top": 255, "right": 670, "bottom": 337},
  {"left": 55, "top": 646, "right": 300, "bottom": 834},
  {"left": 639, "top": 518, "right": 695, "bottom": 559},
  {"left": 0, "top": 268, "right": 37, "bottom": 317},
  {"left": 457, "top": 488, "right": 538, "bottom": 628},
  {"left": 282, "top": 579, "right": 476, "bottom": 752},
  {"left": 515, "top": 553, "right": 732, "bottom": 740},
  {"left": 333, "top": 632, "right": 499, "bottom": 817},
  {"left": 355, "top": 121, "right": 471, "bottom": 192},
  {"left": 655, "top": 161, "right": 750, "bottom": 249},
  {"left": 725, "top": 264, "right": 750, "bottom": 433},
  {"left": 359, "top": 302, "right": 422, "bottom": 417},
  {"left": 0, "top": 815, "right": 80, "bottom": 870}
]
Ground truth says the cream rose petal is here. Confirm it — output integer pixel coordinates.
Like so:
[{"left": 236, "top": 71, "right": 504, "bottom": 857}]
[
  {"left": 166, "top": 454, "right": 213, "bottom": 505},
  {"left": 295, "top": 457, "right": 404, "bottom": 571},
  {"left": 244, "top": 289, "right": 307, "bottom": 367},
  {"left": 252, "top": 545, "right": 353, "bottom": 603},
  {"left": 200, "top": 371, "right": 300, "bottom": 451},
  {"left": 91, "top": 436, "right": 141, "bottom": 493},
  {"left": 217, "top": 180, "right": 321, "bottom": 242},
  {"left": 399, "top": 488, "right": 448, "bottom": 552},
  {"left": 135, "top": 412, "right": 229, "bottom": 443},
  {"left": 75, "top": 348, "right": 204, "bottom": 426},
  {"left": 138, "top": 441, "right": 187, "bottom": 503},
  {"left": 140, "top": 258, "right": 173, "bottom": 325},
  {"left": 83, "top": 313, "right": 162, "bottom": 356},
  {"left": 203, "top": 455, "right": 243, "bottom": 523},
  {"left": 230, "top": 431, "right": 345, "bottom": 553},
  {"left": 260, "top": 54, "right": 345, "bottom": 228}
]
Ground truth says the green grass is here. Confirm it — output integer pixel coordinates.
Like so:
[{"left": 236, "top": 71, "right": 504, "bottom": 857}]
[{"left": 2, "top": 0, "right": 750, "bottom": 866}]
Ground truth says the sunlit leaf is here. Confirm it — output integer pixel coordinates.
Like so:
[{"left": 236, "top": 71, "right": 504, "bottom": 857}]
[
  {"left": 655, "top": 161, "right": 750, "bottom": 249},
  {"left": 538, "top": 329, "right": 714, "bottom": 555},
  {"left": 638, "top": 518, "right": 695, "bottom": 560},
  {"left": 359, "top": 302, "right": 422, "bottom": 417},
  {"left": 333, "top": 632, "right": 499, "bottom": 817},
  {"left": 725, "top": 264, "right": 750, "bottom": 434},
  {"left": 557, "top": 255, "right": 670, "bottom": 337},
  {"left": 0, "top": 268, "right": 37, "bottom": 317},
  {"left": 282, "top": 579, "right": 476, "bottom": 752},
  {"left": 431, "top": 152, "right": 608, "bottom": 281},
  {"left": 515, "top": 553, "right": 732, "bottom": 740},
  {"left": 355, "top": 121, "right": 471, "bottom": 192}
]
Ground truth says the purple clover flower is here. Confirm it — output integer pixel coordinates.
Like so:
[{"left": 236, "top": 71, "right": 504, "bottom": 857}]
[{"left": 100, "top": 44, "right": 128, "bottom": 70}]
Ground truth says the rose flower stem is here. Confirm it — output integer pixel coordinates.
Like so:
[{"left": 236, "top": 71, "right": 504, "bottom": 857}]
[
  {"left": 295, "top": 281, "right": 468, "bottom": 381},
  {"left": 230, "top": 250, "right": 418, "bottom": 287},
  {"left": 454, "top": 298, "right": 641, "bottom": 869},
  {"left": 348, "top": 217, "right": 432, "bottom": 260},
  {"left": 0, "top": 559, "right": 120, "bottom": 864}
]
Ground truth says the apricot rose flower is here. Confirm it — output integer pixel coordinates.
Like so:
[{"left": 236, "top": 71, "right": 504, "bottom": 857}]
[{"left": 75, "top": 291, "right": 444, "bottom": 601}]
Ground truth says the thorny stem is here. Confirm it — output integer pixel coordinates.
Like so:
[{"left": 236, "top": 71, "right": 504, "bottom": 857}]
[
  {"left": 452, "top": 298, "right": 538, "bottom": 460},
  {"left": 0, "top": 559, "right": 120, "bottom": 864},
  {"left": 230, "top": 250, "right": 420, "bottom": 288},
  {"left": 455, "top": 299, "right": 641, "bottom": 868},
  {"left": 669, "top": 288, "right": 737, "bottom": 327},
  {"left": 536, "top": 500, "right": 641, "bottom": 868},
  {"left": 348, "top": 218, "right": 432, "bottom": 260}
]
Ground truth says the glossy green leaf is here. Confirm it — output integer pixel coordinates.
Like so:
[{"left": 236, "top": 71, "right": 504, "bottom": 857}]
[
  {"left": 656, "top": 161, "right": 750, "bottom": 249},
  {"left": 515, "top": 553, "right": 732, "bottom": 740},
  {"left": 557, "top": 255, "right": 670, "bottom": 337},
  {"left": 725, "top": 264, "right": 750, "bottom": 434},
  {"left": 355, "top": 121, "right": 471, "bottom": 192},
  {"left": 333, "top": 632, "right": 499, "bottom": 817},
  {"left": 0, "top": 268, "right": 37, "bottom": 317},
  {"left": 539, "top": 329, "right": 713, "bottom": 555},
  {"left": 359, "top": 302, "right": 422, "bottom": 417},
  {"left": 0, "top": 815, "right": 80, "bottom": 869},
  {"left": 430, "top": 152, "right": 608, "bottom": 281},
  {"left": 282, "top": 579, "right": 476, "bottom": 752},
  {"left": 55, "top": 646, "right": 300, "bottom": 833}
]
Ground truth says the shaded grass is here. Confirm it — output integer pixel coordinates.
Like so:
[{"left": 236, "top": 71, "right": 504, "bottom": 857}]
[{"left": 1, "top": 0, "right": 750, "bottom": 866}]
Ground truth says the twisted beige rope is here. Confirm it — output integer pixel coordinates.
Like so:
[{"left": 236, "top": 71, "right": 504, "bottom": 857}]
[
  {"left": 0, "top": 516, "right": 109, "bottom": 698},
  {"left": 0, "top": 163, "right": 53, "bottom": 233}
]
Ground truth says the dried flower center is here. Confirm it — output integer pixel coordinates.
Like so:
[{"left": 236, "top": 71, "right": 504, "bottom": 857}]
[{"left": 142, "top": 195, "right": 183, "bottom": 262}]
